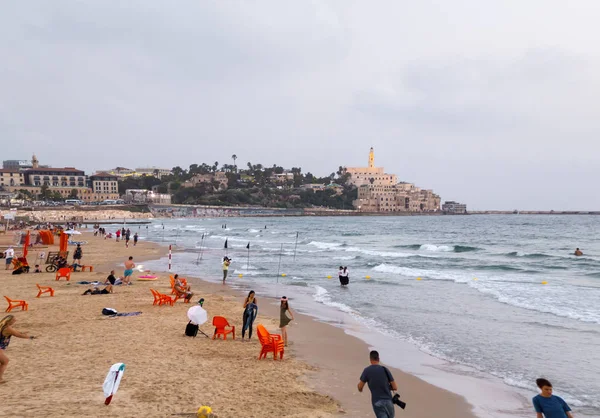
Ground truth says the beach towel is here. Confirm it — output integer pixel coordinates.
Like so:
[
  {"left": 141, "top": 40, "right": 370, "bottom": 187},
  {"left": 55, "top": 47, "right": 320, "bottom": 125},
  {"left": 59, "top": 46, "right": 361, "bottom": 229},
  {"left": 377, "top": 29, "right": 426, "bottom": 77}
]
[
  {"left": 103, "top": 362, "right": 126, "bottom": 405},
  {"left": 101, "top": 308, "right": 142, "bottom": 317}
]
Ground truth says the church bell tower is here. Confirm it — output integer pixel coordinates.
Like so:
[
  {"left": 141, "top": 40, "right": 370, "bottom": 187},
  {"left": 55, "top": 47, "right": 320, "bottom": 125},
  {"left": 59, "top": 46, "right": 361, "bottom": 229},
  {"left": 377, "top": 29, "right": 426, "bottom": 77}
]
[{"left": 368, "top": 147, "right": 374, "bottom": 168}]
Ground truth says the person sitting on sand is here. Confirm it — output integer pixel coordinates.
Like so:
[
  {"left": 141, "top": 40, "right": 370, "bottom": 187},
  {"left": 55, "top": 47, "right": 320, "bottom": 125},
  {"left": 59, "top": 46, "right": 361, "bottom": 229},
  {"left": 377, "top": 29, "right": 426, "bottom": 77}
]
[
  {"left": 104, "top": 270, "right": 122, "bottom": 286},
  {"left": 279, "top": 296, "right": 294, "bottom": 347},
  {"left": 82, "top": 284, "right": 113, "bottom": 295},
  {"left": 33, "top": 265, "right": 42, "bottom": 273},
  {"left": 0, "top": 315, "right": 36, "bottom": 384},
  {"left": 574, "top": 248, "right": 583, "bottom": 256},
  {"left": 174, "top": 274, "right": 193, "bottom": 302},
  {"left": 533, "top": 378, "right": 573, "bottom": 418}
]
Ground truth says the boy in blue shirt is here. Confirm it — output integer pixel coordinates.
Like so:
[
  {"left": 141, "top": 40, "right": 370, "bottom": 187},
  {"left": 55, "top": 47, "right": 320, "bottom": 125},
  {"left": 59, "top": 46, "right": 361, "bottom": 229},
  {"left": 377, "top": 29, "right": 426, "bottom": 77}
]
[{"left": 532, "top": 378, "right": 573, "bottom": 418}]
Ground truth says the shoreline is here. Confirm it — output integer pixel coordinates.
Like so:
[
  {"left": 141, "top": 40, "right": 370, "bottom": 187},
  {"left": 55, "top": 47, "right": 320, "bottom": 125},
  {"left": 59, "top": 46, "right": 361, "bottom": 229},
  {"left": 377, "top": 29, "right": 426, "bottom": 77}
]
[
  {"left": 144, "top": 239, "right": 532, "bottom": 417},
  {"left": 173, "top": 272, "right": 479, "bottom": 418}
]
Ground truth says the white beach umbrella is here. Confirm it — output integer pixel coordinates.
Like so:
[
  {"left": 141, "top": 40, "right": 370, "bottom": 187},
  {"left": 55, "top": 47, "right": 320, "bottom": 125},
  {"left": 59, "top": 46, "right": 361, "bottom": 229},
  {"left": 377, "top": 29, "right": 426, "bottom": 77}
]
[
  {"left": 187, "top": 305, "right": 208, "bottom": 325},
  {"left": 63, "top": 230, "right": 82, "bottom": 235},
  {"left": 103, "top": 363, "right": 126, "bottom": 405}
]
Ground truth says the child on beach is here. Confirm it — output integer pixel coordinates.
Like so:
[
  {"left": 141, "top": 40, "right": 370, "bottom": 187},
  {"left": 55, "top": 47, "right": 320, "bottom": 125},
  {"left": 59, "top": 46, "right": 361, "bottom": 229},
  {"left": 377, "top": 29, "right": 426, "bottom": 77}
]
[
  {"left": 533, "top": 378, "right": 573, "bottom": 418},
  {"left": 279, "top": 296, "right": 294, "bottom": 347},
  {"left": 0, "top": 315, "right": 36, "bottom": 384},
  {"left": 73, "top": 244, "right": 82, "bottom": 264}
]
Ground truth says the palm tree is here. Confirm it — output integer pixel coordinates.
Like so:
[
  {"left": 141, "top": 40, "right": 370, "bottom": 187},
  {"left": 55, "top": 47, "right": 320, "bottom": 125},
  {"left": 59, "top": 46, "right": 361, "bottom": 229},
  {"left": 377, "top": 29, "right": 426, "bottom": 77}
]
[
  {"left": 213, "top": 161, "right": 219, "bottom": 173},
  {"left": 231, "top": 154, "right": 237, "bottom": 172}
]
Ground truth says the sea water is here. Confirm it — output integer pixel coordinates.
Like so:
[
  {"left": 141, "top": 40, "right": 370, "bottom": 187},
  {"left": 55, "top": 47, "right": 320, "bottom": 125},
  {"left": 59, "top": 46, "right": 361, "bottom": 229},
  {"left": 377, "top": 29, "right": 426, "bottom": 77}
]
[{"left": 131, "top": 215, "right": 600, "bottom": 416}]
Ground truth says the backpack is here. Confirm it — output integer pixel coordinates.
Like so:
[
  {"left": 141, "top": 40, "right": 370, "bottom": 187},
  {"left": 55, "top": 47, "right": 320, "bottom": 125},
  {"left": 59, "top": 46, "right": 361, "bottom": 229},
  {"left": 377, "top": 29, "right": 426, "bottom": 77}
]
[
  {"left": 185, "top": 321, "right": 199, "bottom": 337},
  {"left": 102, "top": 308, "right": 118, "bottom": 316}
]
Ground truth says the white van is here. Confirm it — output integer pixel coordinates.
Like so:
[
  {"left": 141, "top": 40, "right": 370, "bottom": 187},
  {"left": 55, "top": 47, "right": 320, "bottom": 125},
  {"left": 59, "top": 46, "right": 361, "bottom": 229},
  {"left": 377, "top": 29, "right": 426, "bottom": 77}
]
[{"left": 65, "top": 199, "right": 83, "bottom": 205}]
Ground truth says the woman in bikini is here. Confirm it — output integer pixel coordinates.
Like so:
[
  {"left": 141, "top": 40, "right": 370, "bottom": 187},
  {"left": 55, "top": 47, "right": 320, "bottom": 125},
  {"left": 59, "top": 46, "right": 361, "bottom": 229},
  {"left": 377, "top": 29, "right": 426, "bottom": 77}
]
[{"left": 0, "top": 315, "right": 36, "bottom": 383}]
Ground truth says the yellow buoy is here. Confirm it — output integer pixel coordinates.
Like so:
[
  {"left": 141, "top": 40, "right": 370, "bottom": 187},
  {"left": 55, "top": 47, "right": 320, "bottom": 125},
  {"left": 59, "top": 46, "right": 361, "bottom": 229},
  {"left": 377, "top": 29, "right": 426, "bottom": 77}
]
[
  {"left": 365, "top": 275, "right": 371, "bottom": 280},
  {"left": 541, "top": 281, "right": 548, "bottom": 285},
  {"left": 197, "top": 405, "right": 213, "bottom": 418},
  {"left": 473, "top": 278, "right": 478, "bottom": 281},
  {"left": 416, "top": 277, "right": 422, "bottom": 281},
  {"left": 327, "top": 275, "right": 332, "bottom": 279},
  {"left": 238, "top": 274, "right": 243, "bottom": 278},
  {"left": 281, "top": 273, "right": 287, "bottom": 277}
]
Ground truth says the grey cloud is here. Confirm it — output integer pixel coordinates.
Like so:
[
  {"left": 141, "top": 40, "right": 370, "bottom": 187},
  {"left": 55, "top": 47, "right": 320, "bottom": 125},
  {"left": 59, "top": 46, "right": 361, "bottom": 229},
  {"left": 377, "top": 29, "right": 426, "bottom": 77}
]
[{"left": 1, "top": 1, "right": 600, "bottom": 210}]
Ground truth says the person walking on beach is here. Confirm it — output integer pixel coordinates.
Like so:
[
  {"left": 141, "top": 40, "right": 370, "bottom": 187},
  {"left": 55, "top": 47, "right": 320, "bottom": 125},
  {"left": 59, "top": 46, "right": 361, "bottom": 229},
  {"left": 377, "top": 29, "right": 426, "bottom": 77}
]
[
  {"left": 242, "top": 290, "right": 258, "bottom": 340},
  {"left": 73, "top": 244, "right": 82, "bottom": 264},
  {"left": 125, "top": 230, "right": 130, "bottom": 248},
  {"left": 533, "top": 378, "right": 573, "bottom": 418},
  {"left": 133, "top": 233, "right": 138, "bottom": 246},
  {"left": 4, "top": 246, "right": 14, "bottom": 270},
  {"left": 123, "top": 256, "right": 135, "bottom": 285},
  {"left": 115, "top": 229, "right": 121, "bottom": 242},
  {"left": 0, "top": 315, "right": 36, "bottom": 384},
  {"left": 279, "top": 296, "right": 294, "bottom": 347},
  {"left": 222, "top": 257, "right": 231, "bottom": 283},
  {"left": 358, "top": 350, "right": 398, "bottom": 418}
]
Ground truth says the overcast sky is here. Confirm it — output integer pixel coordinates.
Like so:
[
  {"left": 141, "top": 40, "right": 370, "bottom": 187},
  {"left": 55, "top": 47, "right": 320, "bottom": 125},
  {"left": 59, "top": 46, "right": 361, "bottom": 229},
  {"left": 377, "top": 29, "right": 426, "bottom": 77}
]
[{"left": 1, "top": 1, "right": 599, "bottom": 210}]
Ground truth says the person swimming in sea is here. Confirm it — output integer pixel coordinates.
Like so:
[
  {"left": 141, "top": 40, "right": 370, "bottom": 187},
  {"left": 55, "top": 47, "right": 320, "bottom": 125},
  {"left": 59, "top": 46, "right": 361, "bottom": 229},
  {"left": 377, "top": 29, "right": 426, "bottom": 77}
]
[{"left": 574, "top": 248, "right": 583, "bottom": 256}]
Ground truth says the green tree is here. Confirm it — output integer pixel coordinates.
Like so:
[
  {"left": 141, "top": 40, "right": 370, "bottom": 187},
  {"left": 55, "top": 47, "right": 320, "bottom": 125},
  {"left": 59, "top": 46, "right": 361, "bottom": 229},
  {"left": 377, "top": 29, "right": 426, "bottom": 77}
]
[
  {"left": 231, "top": 154, "right": 237, "bottom": 171},
  {"left": 40, "top": 184, "right": 50, "bottom": 200}
]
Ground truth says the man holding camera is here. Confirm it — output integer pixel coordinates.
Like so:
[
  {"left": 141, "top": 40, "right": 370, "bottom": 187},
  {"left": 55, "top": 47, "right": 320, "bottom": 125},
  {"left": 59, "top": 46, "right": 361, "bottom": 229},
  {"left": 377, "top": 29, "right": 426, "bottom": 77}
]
[{"left": 358, "top": 350, "right": 401, "bottom": 417}]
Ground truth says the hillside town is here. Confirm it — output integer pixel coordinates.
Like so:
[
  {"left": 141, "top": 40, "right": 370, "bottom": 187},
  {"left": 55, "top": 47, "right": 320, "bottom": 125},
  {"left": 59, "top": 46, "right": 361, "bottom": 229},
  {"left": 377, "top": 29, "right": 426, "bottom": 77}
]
[{"left": 0, "top": 150, "right": 467, "bottom": 214}]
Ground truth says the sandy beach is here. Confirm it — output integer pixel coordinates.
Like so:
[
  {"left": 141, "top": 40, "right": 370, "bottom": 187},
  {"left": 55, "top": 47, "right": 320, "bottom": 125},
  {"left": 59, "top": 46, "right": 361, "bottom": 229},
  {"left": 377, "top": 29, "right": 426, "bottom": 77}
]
[{"left": 0, "top": 230, "right": 476, "bottom": 417}]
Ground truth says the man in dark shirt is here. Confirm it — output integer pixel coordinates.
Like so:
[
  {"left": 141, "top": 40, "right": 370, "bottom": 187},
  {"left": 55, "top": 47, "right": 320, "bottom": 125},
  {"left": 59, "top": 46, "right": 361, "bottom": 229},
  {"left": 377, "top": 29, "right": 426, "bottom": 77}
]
[
  {"left": 358, "top": 350, "right": 398, "bottom": 417},
  {"left": 104, "top": 270, "right": 122, "bottom": 286}
]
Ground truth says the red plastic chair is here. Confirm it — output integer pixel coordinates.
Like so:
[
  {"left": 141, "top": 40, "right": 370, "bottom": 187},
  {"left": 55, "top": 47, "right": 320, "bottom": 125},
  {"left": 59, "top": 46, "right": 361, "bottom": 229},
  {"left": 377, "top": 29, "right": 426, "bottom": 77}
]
[
  {"left": 55, "top": 267, "right": 71, "bottom": 281},
  {"left": 257, "top": 324, "right": 285, "bottom": 360},
  {"left": 4, "top": 296, "right": 29, "bottom": 313},
  {"left": 150, "top": 289, "right": 174, "bottom": 306},
  {"left": 36, "top": 284, "right": 55, "bottom": 298},
  {"left": 212, "top": 316, "right": 235, "bottom": 340}
]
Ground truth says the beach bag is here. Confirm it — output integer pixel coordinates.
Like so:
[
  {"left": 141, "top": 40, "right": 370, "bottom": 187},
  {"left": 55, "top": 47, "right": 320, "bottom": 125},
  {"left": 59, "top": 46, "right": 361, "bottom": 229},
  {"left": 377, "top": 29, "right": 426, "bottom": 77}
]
[
  {"left": 185, "top": 321, "right": 199, "bottom": 337},
  {"left": 102, "top": 308, "right": 118, "bottom": 316}
]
